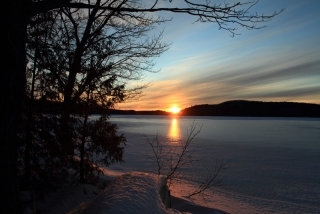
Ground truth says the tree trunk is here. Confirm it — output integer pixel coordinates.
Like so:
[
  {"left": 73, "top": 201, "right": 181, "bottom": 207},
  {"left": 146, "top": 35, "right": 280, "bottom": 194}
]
[
  {"left": 24, "top": 55, "right": 37, "bottom": 186},
  {"left": 60, "top": 98, "right": 73, "bottom": 156},
  {"left": 60, "top": 73, "right": 78, "bottom": 156},
  {"left": 79, "top": 111, "right": 89, "bottom": 184},
  {"left": 60, "top": 48, "right": 83, "bottom": 156},
  {"left": 0, "top": 0, "right": 28, "bottom": 213}
]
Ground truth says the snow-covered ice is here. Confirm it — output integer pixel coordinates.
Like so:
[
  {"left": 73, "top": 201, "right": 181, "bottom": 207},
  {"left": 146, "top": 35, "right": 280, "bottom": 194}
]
[{"left": 28, "top": 116, "right": 320, "bottom": 214}]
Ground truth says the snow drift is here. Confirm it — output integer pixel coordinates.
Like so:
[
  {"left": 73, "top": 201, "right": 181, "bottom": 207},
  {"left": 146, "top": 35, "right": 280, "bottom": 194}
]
[{"left": 82, "top": 171, "right": 179, "bottom": 214}]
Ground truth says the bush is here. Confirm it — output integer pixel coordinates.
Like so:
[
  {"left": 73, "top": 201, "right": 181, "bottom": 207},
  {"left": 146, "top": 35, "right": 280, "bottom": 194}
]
[{"left": 144, "top": 122, "right": 226, "bottom": 197}]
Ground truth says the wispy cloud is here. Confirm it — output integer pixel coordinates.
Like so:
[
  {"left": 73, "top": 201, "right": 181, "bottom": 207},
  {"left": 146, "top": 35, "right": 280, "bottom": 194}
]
[{"left": 118, "top": 0, "right": 320, "bottom": 110}]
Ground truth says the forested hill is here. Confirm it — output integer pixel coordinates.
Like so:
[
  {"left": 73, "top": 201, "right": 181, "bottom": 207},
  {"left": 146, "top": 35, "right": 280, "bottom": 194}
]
[
  {"left": 30, "top": 99, "right": 320, "bottom": 117},
  {"left": 27, "top": 98, "right": 169, "bottom": 115},
  {"left": 180, "top": 100, "right": 320, "bottom": 117}
]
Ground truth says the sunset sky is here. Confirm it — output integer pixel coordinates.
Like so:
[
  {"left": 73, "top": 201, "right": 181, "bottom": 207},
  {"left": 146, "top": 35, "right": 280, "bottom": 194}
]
[{"left": 117, "top": 0, "right": 320, "bottom": 111}]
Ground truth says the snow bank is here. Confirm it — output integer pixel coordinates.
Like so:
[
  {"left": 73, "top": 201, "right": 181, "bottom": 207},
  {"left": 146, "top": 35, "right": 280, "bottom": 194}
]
[
  {"left": 35, "top": 184, "right": 101, "bottom": 214},
  {"left": 82, "top": 172, "right": 179, "bottom": 214}
]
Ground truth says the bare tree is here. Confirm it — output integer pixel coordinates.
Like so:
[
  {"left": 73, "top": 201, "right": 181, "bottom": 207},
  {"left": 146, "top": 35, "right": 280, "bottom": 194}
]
[
  {"left": 24, "top": 4, "right": 168, "bottom": 186},
  {"left": 36, "top": 3, "right": 169, "bottom": 155},
  {"left": 145, "top": 122, "right": 226, "bottom": 197},
  {"left": 31, "top": 0, "right": 283, "bottom": 37}
]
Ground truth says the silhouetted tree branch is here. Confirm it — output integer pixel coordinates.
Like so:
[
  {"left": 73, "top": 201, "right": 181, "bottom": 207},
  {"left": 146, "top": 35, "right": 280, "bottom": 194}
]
[
  {"left": 28, "top": 2, "right": 169, "bottom": 157},
  {"left": 188, "top": 159, "right": 226, "bottom": 197},
  {"left": 23, "top": 1, "right": 169, "bottom": 188},
  {"left": 145, "top": 122, "right": 226, "bottom": 197},
  {"left": 31, "top": 0, "right": 283, "bottom": 36}
]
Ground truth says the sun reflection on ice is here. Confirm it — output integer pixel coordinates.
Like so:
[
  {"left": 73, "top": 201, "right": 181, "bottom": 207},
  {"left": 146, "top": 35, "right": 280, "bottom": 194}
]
[{"left": 168, "top": 118, "right": 181, "bottom": 141}]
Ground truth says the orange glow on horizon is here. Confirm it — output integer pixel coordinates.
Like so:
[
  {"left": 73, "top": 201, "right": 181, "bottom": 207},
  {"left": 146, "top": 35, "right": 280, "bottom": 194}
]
[{"left": 169, "top": 105, "right": 181, "bottom": 114}]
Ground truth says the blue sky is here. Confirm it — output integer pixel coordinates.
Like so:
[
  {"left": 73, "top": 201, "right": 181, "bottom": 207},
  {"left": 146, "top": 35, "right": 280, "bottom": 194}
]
[{"left": 118, "top": 0, "right": 320, "bottom": 111}]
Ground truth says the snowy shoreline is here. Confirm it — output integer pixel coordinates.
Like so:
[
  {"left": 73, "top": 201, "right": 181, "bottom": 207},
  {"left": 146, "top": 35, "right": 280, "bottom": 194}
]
[
  {"left": 27, "top": 170, "right": 227, "bottom": 214},
  {"left": 21, "top": 115, "right": 320, "bottom": 214},
  {"left": 26, "top": 167, "right": 320, "bottom": 214}
]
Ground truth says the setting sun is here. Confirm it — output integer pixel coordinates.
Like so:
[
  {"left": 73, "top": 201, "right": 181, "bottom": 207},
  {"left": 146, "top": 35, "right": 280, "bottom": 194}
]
[{"left": 169, "top": 106, "right": 181, "bottom": 114}]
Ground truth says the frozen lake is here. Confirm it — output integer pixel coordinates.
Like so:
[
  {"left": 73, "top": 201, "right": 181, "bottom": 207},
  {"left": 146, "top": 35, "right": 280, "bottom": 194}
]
[{"left": 96, "top": 115, "right": 320, "bottom": 213}]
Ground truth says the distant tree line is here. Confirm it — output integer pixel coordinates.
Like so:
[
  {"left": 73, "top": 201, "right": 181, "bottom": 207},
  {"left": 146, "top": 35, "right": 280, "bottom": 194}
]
[
  {"left": 180, "top": 100, "right": 320, "bottom": 117},
  {"left": 25, "top": 98, "right": 169, "bottom": 115},
  {"left": 32, "top": 99, "right": 320, "bottom": 117}
]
